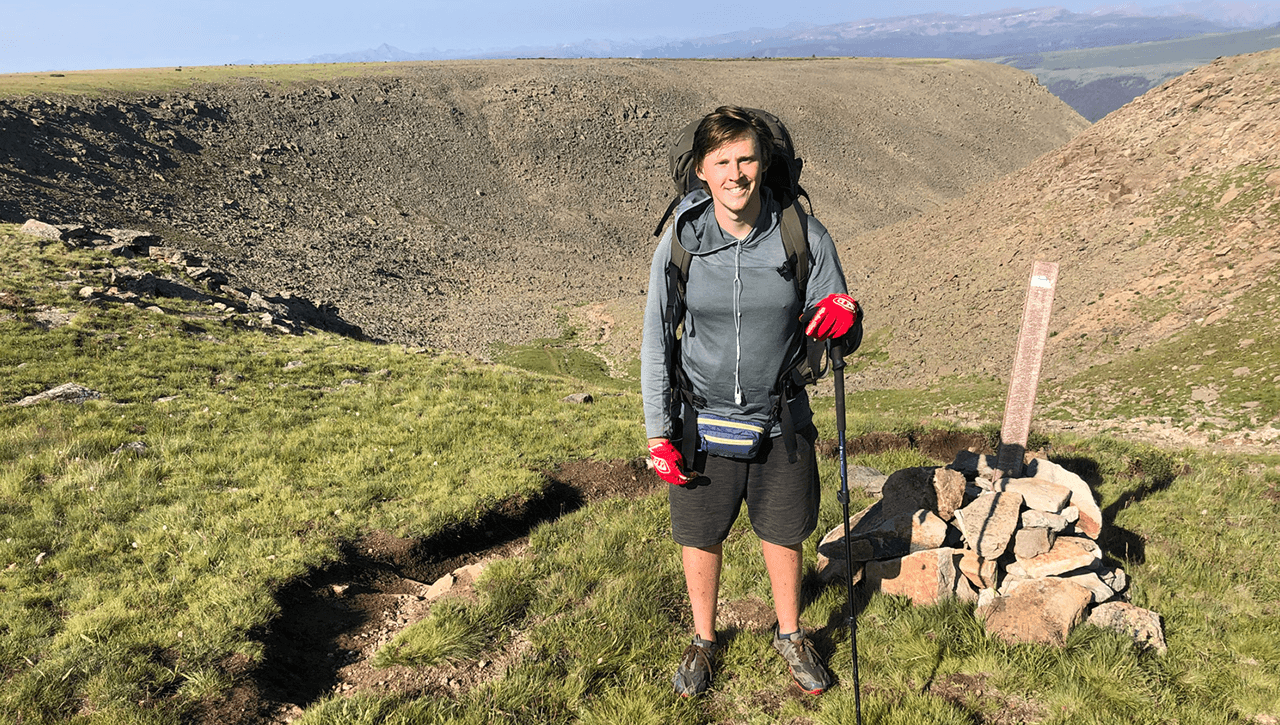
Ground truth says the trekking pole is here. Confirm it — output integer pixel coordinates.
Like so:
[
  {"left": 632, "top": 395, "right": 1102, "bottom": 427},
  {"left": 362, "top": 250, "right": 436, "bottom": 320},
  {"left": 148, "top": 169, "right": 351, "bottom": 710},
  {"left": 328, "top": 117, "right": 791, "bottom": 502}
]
[{"left": 830, "top": 340, "right": 862, "bottom": 724}]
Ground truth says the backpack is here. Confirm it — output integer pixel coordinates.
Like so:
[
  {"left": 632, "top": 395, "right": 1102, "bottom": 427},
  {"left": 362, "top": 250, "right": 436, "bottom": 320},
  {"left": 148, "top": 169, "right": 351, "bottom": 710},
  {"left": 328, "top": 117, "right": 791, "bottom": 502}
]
[{"left": 653, "top": 108, "right": 836, "bottom": 466}]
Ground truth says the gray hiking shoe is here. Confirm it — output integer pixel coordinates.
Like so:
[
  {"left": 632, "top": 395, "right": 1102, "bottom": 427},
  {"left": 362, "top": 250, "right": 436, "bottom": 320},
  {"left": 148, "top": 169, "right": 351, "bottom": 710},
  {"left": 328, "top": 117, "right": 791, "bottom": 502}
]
[
  {"left": 672, "top": 635, "right": 718, "bottom": 697},
  {"left": 772, "top": 625, "right": 833, "bottom": 694}
]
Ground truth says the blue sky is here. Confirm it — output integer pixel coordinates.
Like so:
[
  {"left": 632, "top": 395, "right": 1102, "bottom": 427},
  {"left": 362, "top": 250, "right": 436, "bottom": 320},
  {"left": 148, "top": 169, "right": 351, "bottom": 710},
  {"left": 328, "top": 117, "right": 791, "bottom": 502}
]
[{"left": 2, "top": 1, "right": 1277, "bottom": 73}]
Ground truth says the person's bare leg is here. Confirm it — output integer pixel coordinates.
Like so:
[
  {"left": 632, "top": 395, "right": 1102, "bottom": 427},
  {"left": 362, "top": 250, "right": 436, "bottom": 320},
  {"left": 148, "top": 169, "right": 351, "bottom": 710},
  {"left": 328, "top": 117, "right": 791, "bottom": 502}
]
[
  {"left": 683, "top": 544, "right": 723, "bottom": 641},
  {"left": 762, "top": 540, "right": 804, "bottom": 633}
]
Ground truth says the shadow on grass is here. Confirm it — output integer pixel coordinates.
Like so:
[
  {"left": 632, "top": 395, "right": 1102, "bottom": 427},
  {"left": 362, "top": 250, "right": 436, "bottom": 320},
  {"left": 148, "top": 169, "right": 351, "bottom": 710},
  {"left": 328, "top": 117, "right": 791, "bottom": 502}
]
[
  {"left": 251, "top": 482, "right": 590, "bottom": 711},
  {"left": 200, "top": 458, "right": 662, "bottom": 725},
  {"left": 815, "top": 580, "right": 874, "bottom": 691},
  {"left": 1055, "top": 453, "right": 1184, "bottom": 565}
]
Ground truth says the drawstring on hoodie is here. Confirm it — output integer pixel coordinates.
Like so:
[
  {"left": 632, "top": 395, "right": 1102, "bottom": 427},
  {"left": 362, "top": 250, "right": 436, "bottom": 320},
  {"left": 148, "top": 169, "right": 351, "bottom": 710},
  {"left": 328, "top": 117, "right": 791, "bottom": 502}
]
[{"left": 733, "top": 240, "right": 743, "bottom": 405}]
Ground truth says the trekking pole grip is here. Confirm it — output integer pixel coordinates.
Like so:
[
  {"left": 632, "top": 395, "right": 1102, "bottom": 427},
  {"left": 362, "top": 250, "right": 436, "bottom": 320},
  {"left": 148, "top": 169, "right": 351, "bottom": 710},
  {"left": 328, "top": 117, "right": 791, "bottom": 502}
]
[{"left": 829, "top": 340, "right": 846, "bottom": 372}]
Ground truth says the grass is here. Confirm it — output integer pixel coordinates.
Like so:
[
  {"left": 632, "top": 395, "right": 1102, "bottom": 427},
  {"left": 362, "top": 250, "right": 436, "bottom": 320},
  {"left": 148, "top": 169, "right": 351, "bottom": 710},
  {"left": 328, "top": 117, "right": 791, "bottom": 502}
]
[
  {"left": 0, "top": 63, "right": 427, "bottom": 99},
  {"left": 1039, "top": 275, "right": 1280, "bottom": 435},
  {"left": 3, "top": 223, "right": 1279, "bottom": 723},
  {"left": 303, "top": 435, "right": 1280, "bottom": 725},
  {"left": 489, "top": 323, "right": 632, "bottom": 389},
  {"left": 0, "top": 225, "right": 643, "bottom": 722}
]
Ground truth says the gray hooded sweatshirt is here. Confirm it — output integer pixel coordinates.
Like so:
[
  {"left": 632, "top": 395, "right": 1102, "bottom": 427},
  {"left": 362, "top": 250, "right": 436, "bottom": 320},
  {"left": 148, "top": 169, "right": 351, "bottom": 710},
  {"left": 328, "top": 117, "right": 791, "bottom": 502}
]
[{"left": 641, "top": 188, "right": 850, "bottom": 441}]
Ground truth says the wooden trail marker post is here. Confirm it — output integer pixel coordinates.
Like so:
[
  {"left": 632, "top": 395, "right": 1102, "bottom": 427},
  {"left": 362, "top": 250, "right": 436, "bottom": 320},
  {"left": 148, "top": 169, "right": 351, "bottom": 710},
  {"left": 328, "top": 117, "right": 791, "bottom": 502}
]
[{"left": 995, "top": 261, "right": 1060, "bottom": 477}]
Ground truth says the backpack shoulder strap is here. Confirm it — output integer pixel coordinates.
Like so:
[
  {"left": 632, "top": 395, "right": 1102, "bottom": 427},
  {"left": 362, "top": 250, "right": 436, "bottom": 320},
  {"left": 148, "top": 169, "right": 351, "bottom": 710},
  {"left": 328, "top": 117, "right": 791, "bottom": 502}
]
[
  {"left": 779, "top": 201, "right": 810, "bottom": 298},
  {"left": 664, "top": 235, "right": 692, "bottom": 325}
]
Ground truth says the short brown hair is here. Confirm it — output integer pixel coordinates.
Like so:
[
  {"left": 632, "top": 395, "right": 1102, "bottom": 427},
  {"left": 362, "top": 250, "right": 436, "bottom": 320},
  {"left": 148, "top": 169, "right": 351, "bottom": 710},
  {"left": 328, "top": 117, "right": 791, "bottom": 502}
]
[{"left": 692, "top": 105, "right": 773, "bottom": 174}]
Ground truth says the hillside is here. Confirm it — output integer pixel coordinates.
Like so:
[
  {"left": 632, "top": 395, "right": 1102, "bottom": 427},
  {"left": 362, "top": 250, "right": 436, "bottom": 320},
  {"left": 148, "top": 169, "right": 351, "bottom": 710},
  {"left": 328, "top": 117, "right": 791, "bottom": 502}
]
[
  {"left": 0, "top": 58, "right": 1086, "bottom": 355},
  {"left": 845, "top": 48, "right": 1280, "bottom": 447}
]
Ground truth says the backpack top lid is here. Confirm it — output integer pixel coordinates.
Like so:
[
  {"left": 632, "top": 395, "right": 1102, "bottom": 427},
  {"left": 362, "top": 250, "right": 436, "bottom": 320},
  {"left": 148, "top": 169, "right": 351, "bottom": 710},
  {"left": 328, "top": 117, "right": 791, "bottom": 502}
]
[{"left": 663, "top": 107, "right": 806, "bottom": 222}]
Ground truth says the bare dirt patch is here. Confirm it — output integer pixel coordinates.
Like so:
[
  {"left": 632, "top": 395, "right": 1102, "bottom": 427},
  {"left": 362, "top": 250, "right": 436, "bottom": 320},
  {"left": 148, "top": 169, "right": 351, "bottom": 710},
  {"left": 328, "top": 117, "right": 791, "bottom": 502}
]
[
  {"left": 195, "top": 457, "right": 663, "bottom": 724},
  {"left": 927, "top": 672, "right": 1046, "bottom": 724},
  {"left": 718, "top": 597, "right": 778, "bottom": 636}
]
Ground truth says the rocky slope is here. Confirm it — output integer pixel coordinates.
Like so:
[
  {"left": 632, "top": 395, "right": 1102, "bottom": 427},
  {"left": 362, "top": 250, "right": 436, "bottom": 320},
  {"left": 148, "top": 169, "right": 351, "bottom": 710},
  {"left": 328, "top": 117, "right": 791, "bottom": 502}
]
[
  {"left": 0, "top": 58, "right": 1085, "bottom": 356},
  {"left": 843, "top": 49, "right": 1280, "bottom": 445}
]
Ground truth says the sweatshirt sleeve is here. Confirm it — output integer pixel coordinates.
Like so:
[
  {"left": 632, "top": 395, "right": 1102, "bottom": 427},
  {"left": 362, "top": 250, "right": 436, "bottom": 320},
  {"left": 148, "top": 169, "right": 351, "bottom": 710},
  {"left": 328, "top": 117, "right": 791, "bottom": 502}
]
[
  {"left": 802, "top": 215, "right": 864, "bottom": 351},
  {"left": 802, "top": 215, "right": 850, "bottom": 309},
  {"left": 640, "top": 229, "right": 680, "bottom": 440}
]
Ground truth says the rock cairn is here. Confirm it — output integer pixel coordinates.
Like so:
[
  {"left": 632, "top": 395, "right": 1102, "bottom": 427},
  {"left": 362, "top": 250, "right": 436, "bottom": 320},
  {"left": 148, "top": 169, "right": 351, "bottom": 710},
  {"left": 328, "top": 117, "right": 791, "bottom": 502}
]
[
  {"left": 17, "top": 218, "right": 367, "bottom": 339},
  {"left": 816, "top": 450, "right": 1166, "bottom": 652}
]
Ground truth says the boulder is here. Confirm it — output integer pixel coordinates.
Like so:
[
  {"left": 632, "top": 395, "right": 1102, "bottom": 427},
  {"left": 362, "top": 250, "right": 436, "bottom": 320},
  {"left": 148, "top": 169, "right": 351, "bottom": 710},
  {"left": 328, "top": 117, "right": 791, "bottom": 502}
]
[
  {"left": 865, "top": 548, "right": 966, "bottom": 606},
  {"left": 815, "top": 507, "right": 951, "bottom": 580},
  {"left": 814, "top": 522, "right": 875, "bottom": 581},
  {"left": 1008, "top": 536, "right": 1102, "bottom": 579},
  {"left": 19, "top": 219, "right": 63, "bottom": 240},
  {"left": 882, "top": 466, "right": 938, "bottom": 512},
  {"left": 1087, "top": 601, "right": 1167, "bottom": 653},
  {"left": 108, "top": 228, "right": 161, "bottom": 246},
  {"left": 813, "top": 556, "right": 865, "bottom": 586},
  {"left": 15, "top": 383, "right": 102, "bottom": 406},
  {"left": 949, "top": 450, "right": 999, "bottom": 479},
  {"left": 977, "top": 577, "right": 1093, "bottom": 646},
  {"left": 1061, "top": 571, "right": 1116, "bottom": 603},
  {"left": 954, "top": 491, "right": 1024, "bottom": 559},
  {"left": 103, "top": 242, "right": 138, "bottom": 258},
  {"left": 1013, "top": 526, "right": 1056, "bottom": 560},
  {"left": 933, "top": 467, "right": 967, "bottom": 521},
  {"left": 1021, "top": 509, "right": 1071, "bottom": 533},
  {"left": 1099, "top": 565, "right": 1128, "bottom": 595},
  {"left": 425, "top": 573, "right": 455, "bottom": 601},
  {"left": 996, "top": 477, "right": 1072, "bottom": 513},
  {"left": 958, "top": 549, "right": 999, "bottom": 589},
  {"left": 954, "top": 570, "right": 978, "bottom": 602},
  {"left": 1024, "top": 458, "right": 1103, "bottom": 539},
  {"left": 850, "top": 466, "right": 888, "bottom": 497}
]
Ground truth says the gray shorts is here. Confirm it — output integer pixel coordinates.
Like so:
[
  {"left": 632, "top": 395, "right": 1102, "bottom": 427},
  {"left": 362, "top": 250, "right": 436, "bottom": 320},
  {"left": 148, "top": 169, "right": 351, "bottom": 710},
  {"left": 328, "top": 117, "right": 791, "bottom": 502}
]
[{"left": 669, "top": 425, "right": 820, "bottom": 548}]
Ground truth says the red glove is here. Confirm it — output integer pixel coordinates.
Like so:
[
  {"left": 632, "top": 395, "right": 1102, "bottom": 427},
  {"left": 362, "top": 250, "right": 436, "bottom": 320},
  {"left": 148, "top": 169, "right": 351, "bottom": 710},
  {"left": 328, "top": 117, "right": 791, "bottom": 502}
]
[
  {"left": 648, "top": 439, "right": 691, "bottom": 486},
  {"left": 805, "top": 293, "right": 859, "bottom": 341}
]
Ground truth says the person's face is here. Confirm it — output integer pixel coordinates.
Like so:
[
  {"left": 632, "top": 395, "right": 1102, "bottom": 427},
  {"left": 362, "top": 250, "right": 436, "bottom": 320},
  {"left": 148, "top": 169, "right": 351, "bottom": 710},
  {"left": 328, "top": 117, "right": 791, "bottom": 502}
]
[{"left": 696, "top": 134, "right": 764, "bottom": 218}]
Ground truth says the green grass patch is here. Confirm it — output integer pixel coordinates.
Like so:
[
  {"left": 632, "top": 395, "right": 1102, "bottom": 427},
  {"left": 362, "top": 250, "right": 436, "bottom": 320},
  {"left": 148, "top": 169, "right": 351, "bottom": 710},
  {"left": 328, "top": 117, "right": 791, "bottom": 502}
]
[
  {"left": 0, "top": 62, "right": 426, "bottom": 99},
  {"left": 810, "top": 374, "right": 1006, "bottom": 437},
  {"left": 1041, "top": 275, "right": 1280, "bottom": 434},
  {"left": 3, "top": 224, "right": 1279, "bottom": 723},
  {"left": 489, "top": 325, "right": 632, "bottom": 389},
  {"left": 0, "top": 226, "right": 646, "bottom": 722}
]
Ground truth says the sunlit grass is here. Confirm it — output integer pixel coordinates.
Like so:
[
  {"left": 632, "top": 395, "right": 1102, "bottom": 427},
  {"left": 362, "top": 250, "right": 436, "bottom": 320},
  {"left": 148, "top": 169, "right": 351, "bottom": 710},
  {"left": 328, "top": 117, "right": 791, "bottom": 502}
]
[
  {"left": 3, "top": 224, "right": 1278, "bottom": 723},
  {"left": 0, "top": 62, "right": 426, "bottom": 98}
]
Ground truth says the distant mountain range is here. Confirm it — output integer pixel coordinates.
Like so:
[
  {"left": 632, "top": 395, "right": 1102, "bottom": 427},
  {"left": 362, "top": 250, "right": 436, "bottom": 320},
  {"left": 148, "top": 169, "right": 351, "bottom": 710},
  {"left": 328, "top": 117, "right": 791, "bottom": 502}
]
[
  {"left": 300, "top": 5, "right": 1280, "bottom": 121},
  {"left": 303, "top": 5, "right": 1279, "bottom": 64}
]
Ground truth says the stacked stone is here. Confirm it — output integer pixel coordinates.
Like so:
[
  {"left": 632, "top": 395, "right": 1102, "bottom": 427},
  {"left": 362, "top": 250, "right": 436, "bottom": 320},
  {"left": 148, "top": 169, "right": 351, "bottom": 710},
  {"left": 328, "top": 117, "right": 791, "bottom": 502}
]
[{"left": 815, "top": 451, "right": 1165, "bottom": 652}]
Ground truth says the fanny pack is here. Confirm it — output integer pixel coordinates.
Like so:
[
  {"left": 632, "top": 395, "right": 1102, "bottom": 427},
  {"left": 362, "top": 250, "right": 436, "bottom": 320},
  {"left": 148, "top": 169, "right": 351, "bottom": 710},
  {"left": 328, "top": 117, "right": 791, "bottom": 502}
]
[{"left": 697, "top": 414, "right": 767, "bottom": 460}]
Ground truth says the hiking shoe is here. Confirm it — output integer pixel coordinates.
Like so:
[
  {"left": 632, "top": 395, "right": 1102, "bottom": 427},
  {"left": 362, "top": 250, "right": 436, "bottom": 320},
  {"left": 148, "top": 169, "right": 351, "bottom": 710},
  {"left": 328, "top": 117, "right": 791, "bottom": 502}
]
[
  {"left": 772, "top": 625, "right": 833, "bottom": 694},
  {"left": 672, "top": 635, "right": 718, "bottom": 697}
]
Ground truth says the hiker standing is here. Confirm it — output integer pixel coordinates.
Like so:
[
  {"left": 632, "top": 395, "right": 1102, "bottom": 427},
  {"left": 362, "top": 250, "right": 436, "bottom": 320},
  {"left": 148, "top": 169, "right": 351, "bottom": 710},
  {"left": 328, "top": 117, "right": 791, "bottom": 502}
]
[{"left": 641, "top": 106, "right": 860, "bottom": 696}]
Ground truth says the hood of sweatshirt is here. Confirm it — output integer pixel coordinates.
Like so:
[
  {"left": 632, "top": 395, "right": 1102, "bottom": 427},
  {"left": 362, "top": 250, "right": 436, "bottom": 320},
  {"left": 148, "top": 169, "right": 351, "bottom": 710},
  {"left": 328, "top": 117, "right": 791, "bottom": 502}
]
[{"left": 673, "top": 188, "right": 780, "bottom": 256}]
